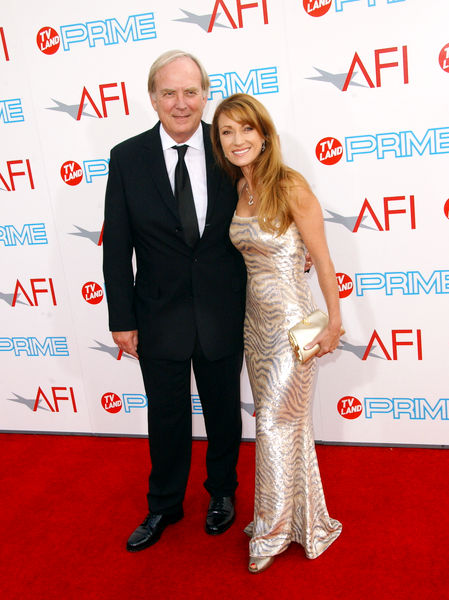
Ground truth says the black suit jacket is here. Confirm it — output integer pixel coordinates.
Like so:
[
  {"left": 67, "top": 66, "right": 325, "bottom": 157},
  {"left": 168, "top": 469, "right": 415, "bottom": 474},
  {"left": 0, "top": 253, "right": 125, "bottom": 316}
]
[{"left": 103, "top": 121, "right": 246, "bottom": 361}]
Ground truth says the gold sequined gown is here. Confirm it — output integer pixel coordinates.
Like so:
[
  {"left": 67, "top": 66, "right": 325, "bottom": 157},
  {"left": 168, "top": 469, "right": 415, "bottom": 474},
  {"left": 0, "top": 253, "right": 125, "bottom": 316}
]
[{"left": 230, "top": 215, "right": 342, "bottom": 559}]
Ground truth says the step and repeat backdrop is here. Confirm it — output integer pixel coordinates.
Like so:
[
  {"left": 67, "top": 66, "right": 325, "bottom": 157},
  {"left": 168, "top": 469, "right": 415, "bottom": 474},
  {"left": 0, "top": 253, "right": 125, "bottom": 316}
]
[{"left": 2, "top": 0, "right": 448, "bottom": 445}]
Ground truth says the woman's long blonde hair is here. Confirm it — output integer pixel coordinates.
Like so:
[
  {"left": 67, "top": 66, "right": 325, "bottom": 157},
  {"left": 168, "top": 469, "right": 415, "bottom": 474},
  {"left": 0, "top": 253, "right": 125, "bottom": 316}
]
[{"left": 211, "top": 93, "right": 309, "bottom": 235}]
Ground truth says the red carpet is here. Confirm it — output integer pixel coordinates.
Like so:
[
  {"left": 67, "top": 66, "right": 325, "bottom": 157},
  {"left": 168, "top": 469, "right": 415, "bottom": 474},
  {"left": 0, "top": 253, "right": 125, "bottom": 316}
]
[{"left": 0, "top": 434, "right": 447, "bottom": 600}]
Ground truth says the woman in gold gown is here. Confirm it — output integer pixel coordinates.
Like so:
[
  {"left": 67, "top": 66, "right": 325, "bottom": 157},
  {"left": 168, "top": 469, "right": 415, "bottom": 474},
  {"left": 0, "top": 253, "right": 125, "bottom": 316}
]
[{"left": 211, "top": 94, "right": 343, "bottom": 574}]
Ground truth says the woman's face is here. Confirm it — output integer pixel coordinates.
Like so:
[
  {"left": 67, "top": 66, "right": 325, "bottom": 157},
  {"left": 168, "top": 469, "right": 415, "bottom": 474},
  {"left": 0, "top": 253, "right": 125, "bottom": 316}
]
[{"left": 217, "top": 113, "right": 265, "bottom": 169}]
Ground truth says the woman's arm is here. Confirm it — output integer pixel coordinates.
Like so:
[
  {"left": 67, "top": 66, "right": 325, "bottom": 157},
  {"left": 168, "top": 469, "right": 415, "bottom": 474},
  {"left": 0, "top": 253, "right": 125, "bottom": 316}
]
[{"left": 288, "top": 181, "right": 342, "bottom": 357}]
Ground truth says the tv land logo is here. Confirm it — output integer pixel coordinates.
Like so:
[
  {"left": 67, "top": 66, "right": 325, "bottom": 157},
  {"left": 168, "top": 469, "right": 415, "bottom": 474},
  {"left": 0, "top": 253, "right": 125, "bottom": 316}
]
[
  {"left": 61, "top": 160, "right": 109, "bottom": 185},
  {"left": 0, "top": 336, "right": 69, "bottom": 356},
  {"left": 101, "top": 392, "right": 203, "bottom": 414},
  {"left": 338, "top": 395, "right": 449, "bottom": 421},
  {"left": 208, "top": 66, "right": 278, "bottom": 100},
  {"left": 0, "top": 159, "right": 35, "bottom": 191},
  {"left": 304, "top": 0, "right": 406, "bottom": 17},
  {"left": 0, "top": 223, "right": 48, "bottom": 246},
  {"left": 0, "top": 99, "right": 24, "bottom": 124},
  {"left": 36, "top": 13, "right": 156, "bottom": 54},
  {"left": 440, "top": 43, "right": 449, "bottom": 73},
  {"left": 82, "top": 282, "right": 104, "bottom": 305},
  {"left": 174, "top": 1, "right": 268, "bottom": 33},
  {"left": 336, "top": 273, "right": 353, "bottom": 298},
  {"left": 315, "top": 126, "right": 449, "bottom": 164},
  {"left": 325, "top": 195, "right": 417, "bottom": 232}
]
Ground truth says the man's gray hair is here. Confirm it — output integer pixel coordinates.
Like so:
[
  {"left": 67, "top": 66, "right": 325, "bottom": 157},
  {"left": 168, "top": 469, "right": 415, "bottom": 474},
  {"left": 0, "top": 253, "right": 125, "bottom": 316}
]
[{"left": 147, "top": 50, "right": 210, "bottom": 96}]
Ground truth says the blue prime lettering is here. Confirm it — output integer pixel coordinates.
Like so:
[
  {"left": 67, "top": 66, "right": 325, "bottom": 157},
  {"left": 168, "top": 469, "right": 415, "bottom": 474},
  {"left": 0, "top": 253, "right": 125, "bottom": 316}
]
[
  {"left": 355, "top": 271, "right": 449, "bottom": 296},
  {"left": 0, "top": 98, "right": 24, "bottom": 124},
  {"left": 0, "top": 337, "right": 68, "bottom": 356},
  {"left": 0, "top": 223, "right": 47, "bottom": 246},
  {"left": 208, "top": 67, "right": 278, "bottom": 100},
  {"left": 364, "top": 397, "right": 449, "bottom": 420},
  {"left": 345, "top": 127, "right": 449, "bottom": 161},
  {"left": 60, "top": 13, "right": 156, "bottom": 51}
]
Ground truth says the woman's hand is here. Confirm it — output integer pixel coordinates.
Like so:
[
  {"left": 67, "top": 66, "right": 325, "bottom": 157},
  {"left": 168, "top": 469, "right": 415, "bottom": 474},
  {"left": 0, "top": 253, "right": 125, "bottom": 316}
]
[{"left": 304, "top": 324, "right": 342, "bottom": 358}]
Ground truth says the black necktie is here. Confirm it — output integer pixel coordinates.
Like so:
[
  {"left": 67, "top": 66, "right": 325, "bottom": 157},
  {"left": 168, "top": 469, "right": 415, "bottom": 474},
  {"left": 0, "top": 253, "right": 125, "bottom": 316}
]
[{"left": 173, "top": 145, "right": 200, "bottom": 247}]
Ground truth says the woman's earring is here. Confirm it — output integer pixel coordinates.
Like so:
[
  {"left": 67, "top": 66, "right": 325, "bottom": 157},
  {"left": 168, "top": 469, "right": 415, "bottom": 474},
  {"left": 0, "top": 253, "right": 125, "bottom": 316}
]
[{"left": 261, "top": 140, "right": 266, "bottom": 153}]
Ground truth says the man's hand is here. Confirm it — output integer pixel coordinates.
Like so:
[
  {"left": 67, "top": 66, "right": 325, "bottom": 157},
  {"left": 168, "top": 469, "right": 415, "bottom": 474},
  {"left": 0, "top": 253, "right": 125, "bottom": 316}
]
[{"left": 112, "top": 330, "right": 139, "bottom": 359}]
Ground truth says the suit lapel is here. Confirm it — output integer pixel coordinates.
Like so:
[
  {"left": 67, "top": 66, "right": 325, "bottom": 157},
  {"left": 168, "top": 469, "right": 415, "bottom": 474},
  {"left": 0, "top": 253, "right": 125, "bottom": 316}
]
[{"left": 141, "top": 123, "right": 178, "bottom": 221}]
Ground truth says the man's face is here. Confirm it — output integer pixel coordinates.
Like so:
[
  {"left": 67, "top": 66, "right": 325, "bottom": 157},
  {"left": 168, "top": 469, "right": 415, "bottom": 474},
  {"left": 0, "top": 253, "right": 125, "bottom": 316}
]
[{"left": 150, "top": 57, "right": 207, "bottom": 144}]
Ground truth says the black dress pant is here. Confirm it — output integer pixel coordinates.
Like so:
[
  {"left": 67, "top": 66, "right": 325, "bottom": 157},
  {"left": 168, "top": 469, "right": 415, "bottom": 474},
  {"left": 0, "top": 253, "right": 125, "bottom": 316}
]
[{"left": 139, "top": 337, "right": 243, "bottom": 515}]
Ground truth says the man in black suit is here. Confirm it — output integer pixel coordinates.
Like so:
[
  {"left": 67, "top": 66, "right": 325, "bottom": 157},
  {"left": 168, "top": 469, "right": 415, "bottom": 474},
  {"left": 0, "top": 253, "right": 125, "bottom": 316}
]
[{"left": 103, "top": 50, "right": 246, "bottom": 552}]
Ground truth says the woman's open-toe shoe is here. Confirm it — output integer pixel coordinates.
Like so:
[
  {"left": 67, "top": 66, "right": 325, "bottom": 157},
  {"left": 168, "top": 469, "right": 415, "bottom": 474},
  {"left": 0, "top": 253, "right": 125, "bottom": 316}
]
[{"left": 248, "top": 556, "right": 275, "bottom": 574}]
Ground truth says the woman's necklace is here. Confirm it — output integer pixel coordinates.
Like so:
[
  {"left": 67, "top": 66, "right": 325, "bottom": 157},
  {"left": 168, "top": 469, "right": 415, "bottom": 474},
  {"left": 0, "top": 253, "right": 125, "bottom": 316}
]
[{"left": 244, "top": 182, "right": 254, "bottom": 206}]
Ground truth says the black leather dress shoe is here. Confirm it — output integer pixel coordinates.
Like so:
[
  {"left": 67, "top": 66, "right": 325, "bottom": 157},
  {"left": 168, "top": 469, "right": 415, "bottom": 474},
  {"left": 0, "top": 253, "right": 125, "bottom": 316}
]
[
  {"left": 126, "top": 510, "right": 183, "bottom": 552},
  {"left": 205, "top": 496, "right": 235, "bottom": 535}
]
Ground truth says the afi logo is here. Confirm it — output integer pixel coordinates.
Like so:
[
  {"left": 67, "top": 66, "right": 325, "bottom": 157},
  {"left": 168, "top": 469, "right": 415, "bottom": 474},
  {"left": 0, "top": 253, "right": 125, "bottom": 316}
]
[
  {"left": 61, "top": 160, "right": 109, "bottom": 185},
  {"left": 77, "top": 82, "right": 129, "bottom": 120},
  {"left": 354, "top": 195, "right": 416, "bottom": 231},
  {"left": 12, "top": 278, "right": 57, "bottom": 307},
  {"left": 0, "top": 27, "right": 9, "bottom": 61},
  {"left": 316, "top": 137, "right": 343, "bottom": 165},
  {"left": 343, "top": 46, "right": 408, "bottom": 90},
  {"left": 336, "top": 273, "right": 353, "bottom": 298},
  {"left": 34, "top": 386, "right": 77, "bottom": 412},
  {"left": 82, "top": 282, "right": 104, "bottom": 305},
  {"left": 208, "top": 0, "right": 269, "bottom": 32},
  {"left": 36, "top": 27, "right": 60, "bottom": 55},
  {"left": 363, "top": 329, "right": 422, "bottom": 360},
  {"left": 337, "top": 396, "right": 362, "bottom": 419},
  {"left": 439, "top": 43, "right": 449, "bottom": 73},
  {"left": 0, "top": 160, "right": 35, "bottom": 191}
]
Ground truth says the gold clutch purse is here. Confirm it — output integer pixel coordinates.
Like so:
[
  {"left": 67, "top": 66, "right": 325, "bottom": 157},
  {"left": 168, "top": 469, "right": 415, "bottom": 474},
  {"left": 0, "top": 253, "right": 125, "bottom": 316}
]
[{"left": 288, "top": 309, "right": 344, "bottom": 364}]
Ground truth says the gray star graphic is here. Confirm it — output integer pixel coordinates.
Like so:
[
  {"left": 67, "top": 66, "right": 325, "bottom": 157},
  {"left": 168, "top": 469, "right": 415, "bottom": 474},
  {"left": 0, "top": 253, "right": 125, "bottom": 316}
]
[
  {"left": 241, "top": 401, "right": 255, "bottom": 417},
  {"left": 7, "top": 393, "right": 50, "bottom": 411},
  {"left": 69, "top": 226, "right": 102, "bottom": 245},
  {"left": 338, "top": 339, "right": 384, "bottom": 360},
  {"left": 173, "top": 9, "right": 229, "bottom": 31},
  {"left": 89, "top": 340, "right": 134, "bottom": 360},
  {"left": 0, "top": 291, "right": 27, "bottom": 306},
  {"left": 306, "top": 67, "right": 366, "bottom": 90},
  {"left": 324, "top": 209, "right": 376, "bottom": 232},
  {"left": 46, "top": 99, "right": 97, "bottom": 120}
]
